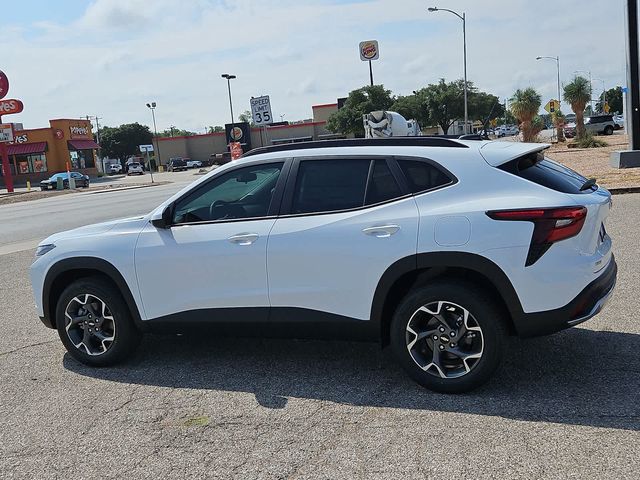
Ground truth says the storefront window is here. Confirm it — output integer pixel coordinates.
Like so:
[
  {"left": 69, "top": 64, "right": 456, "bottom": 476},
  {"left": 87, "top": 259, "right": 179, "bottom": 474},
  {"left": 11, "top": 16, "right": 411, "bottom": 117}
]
[
  {"left": 13, "top": 153, "right": 48, "bottom": 174},
  {"left": 69, "top": 149, "right": 95, "bottom": 169}
]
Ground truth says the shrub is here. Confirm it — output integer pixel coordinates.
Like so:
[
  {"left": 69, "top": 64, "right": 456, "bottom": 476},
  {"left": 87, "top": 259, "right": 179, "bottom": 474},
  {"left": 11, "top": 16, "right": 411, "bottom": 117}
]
[{"left": 571, "top": 132, "right": 608, "bottom": 148}]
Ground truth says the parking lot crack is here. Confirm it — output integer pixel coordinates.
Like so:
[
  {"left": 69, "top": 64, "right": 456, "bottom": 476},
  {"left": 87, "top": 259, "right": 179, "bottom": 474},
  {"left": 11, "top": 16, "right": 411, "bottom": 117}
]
[{"left": 0, "top": 339, "right": 57, "bottom": 357}]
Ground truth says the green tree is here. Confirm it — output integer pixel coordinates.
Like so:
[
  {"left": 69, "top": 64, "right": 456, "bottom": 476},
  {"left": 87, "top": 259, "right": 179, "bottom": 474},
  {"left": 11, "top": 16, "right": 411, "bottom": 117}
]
[
  {"left": 238, "top": 111, "right": 255, "bottom": 126},
  {"left": 99, "top": 123, "right": 153, "bottom": 160},
  {"left": 391, "top": 94, "right": 428, "bottom": 128},
  {"left": 208, "top": 125, "right": 225, "bottom": 133},
  {"left": 326, "top": 85, "right": 395, "bottom": 136},
  {"left": 413, "top": 79, "right": 466, "bottom": 134},
  {"left": 509, "top": 87, "right": 542, "bottom": 142},
  {"left": 469, "top": 91, "right": 505, "bottom": 130},
  {"left": 159, "top": 128, "right": 196, "bottom": 137},
  {"left": 596, "top": 86, "right": 622, "bottom": 114},
  {"left": 563, "top": 76, "right": 591, "bottom": 138}
]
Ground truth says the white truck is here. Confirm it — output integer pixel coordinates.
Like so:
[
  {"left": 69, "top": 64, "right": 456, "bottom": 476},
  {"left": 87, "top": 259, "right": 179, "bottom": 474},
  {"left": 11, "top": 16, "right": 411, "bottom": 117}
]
[{"left": 363, "top": 111, "right": 421, "bottom": 138}]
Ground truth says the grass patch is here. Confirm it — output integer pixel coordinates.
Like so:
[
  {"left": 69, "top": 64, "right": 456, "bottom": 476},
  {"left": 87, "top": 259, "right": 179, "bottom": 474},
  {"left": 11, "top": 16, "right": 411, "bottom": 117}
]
[
  {"left": 183, "top": 415, "right": 210, "bottom": 427},
  {"left": 569, "top": 133, "right": 608, "bottom": 149}
]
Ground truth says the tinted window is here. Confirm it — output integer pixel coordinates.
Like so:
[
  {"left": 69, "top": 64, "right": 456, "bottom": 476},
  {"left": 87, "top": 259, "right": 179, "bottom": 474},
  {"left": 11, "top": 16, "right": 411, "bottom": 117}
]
[
  {"left": 365, "top": 159, "right": 403, "bottom": 205},
  {"left": 173, "top": 163, "right": 283, "bottom": 223},
  {"left": 397, "top": 160, "right": 452, "bottom": 193},
  {"left": 501, "top": 153, "right": 594, "bottom": 194},
  {"left": 292, "top": 159, "right": 370, "bottom": 214}
]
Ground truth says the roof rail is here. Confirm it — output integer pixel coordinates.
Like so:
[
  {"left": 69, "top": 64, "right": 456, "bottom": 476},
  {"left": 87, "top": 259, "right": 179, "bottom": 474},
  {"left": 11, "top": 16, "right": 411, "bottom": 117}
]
[{"left": 242, "top": 137, "right": 468, "bottom": 157}]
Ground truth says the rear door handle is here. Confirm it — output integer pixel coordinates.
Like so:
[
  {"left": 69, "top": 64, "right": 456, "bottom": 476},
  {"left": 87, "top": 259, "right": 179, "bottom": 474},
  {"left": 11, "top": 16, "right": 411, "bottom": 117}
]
[
  {"left": 362, "top": 224, "right": 400, "bottom": 238},
  {"left": 227, "top": 233, "right": 259, "bottom": 245}
]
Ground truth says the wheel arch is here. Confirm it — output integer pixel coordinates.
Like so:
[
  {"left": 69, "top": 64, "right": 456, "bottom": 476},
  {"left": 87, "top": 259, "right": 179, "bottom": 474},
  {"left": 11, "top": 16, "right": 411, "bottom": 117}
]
[
  {"left": 43, "top": 257, "right": 143, "bottom": 330},
  {"left": 371, "top": 252, "right": 525, "bottom": 345}
]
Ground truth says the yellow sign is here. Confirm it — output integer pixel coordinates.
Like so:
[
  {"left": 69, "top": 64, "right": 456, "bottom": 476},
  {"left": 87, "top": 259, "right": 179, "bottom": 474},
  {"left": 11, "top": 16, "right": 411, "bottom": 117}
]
[
  {"left": 544, "top": 99, "right": 560, "bottom": 113},
  {"left": 604, "top": 101, "right": 610, "bottom": 113}
]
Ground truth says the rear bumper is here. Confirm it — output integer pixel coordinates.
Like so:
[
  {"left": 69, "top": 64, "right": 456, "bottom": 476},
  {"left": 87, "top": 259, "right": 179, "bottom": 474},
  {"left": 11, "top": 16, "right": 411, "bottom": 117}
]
[{"left": 514, "top": 255, "right": 617, "bottom": 338}]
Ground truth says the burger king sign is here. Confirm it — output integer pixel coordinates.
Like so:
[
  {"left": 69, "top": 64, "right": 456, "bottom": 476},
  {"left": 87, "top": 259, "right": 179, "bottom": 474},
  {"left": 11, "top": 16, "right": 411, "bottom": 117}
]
[{"left": 359, "top": 40, "right": 380, "bottom": 61}]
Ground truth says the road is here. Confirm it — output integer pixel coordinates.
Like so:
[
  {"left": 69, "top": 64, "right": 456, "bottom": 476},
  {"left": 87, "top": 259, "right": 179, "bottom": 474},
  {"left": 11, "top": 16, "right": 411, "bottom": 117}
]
[
  {"left": 0, "top": 189, "right": 638, "bottom": 478},
  {"left": 0, "top": 178, "right": 190, "bottom": 255}
]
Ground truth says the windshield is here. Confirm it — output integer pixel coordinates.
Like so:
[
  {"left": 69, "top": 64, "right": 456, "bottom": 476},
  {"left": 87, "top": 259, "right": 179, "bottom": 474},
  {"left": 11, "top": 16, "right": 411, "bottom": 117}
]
[{"left": 50, "top": 173, "right": 68, "bottom": 180}]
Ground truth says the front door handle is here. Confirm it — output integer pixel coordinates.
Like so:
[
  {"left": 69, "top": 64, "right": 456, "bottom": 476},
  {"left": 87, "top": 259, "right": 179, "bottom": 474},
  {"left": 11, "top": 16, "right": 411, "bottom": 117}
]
[
  {"left": 362, "top": 224, "right": 400, "bottom": 238},
  {"left": 227, "top": 233, "right": 259, "bottom": 245}
]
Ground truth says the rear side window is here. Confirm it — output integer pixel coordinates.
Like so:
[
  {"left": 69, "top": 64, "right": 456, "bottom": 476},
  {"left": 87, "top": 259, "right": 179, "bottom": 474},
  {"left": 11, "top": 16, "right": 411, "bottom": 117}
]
[
  {"left": 292, "top": 160, "right": 370, "bottom": 214},
  {"left": 397, "top": 160, "right": 452, "bottom": 193},
  {"left": 499, "top": 153, "right": 594, "bottom": 194},
  {"left": 365, "top": 159, "right": 403, "bottom": 205}
]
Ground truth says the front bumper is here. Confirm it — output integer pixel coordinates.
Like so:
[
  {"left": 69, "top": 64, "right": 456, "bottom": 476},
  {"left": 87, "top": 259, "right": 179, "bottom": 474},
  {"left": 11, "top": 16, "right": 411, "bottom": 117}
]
[{"left": 515, "top": 255, "right": 617, "bottom": 338}]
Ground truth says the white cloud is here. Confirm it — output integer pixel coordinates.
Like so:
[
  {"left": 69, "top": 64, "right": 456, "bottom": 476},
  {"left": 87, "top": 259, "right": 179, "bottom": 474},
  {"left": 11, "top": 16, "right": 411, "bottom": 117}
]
[{"left": 2, "top": 0, "right": 628, "bottom": 132}]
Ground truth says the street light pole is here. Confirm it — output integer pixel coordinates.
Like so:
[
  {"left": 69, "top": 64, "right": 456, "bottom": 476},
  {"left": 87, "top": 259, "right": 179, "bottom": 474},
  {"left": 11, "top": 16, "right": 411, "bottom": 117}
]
[
  {"left": 221, "top": 74, "right": 236, "bottom": 127},
  {"left": 428, "top": 7, "right": 468, "bottom": 134},
  {"left": 536, "top": 56, "right": 561, "bottom": 109},
  {"left": 593, "top": 78, "right": 606, "bottom": 111},
  {"left": 146, "top": 102, "right": 160, "bottom": 180}
]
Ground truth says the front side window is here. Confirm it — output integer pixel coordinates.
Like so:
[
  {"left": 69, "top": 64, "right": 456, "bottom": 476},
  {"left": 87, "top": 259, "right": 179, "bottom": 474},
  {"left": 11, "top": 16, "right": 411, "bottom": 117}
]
[
  {"left": 173, "top": 163, "right": 283, "bottom": 224},
  {"left": 291, "top": 159, "right": 370, "bottom": 214}
]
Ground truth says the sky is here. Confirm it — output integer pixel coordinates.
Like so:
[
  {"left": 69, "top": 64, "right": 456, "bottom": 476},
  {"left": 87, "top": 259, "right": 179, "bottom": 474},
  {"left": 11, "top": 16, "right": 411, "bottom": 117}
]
[{"left": 3, "top": 0, "right": 627, "bottom": 134}]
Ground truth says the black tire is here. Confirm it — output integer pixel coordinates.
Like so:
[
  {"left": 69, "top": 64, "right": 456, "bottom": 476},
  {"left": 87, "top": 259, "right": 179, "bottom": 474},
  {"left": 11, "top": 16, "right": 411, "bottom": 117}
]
[
  {"left": 390, "top": 281, "right": 506, "bottom": 393},
  {"left": 604, "top": 125, "right": 614, "bottom": 135},
  {"left": 55, "top": 277, "right": 142, "bottom": 367}
]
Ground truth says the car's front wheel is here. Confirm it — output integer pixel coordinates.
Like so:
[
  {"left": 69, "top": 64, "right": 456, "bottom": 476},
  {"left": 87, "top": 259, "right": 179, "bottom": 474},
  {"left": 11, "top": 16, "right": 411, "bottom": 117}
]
[
  {"left": 390, "top": 282, "right": 506, "bottom": 393},
  {"left": 604, "top": 125, "right": 614, "bottom": 135},
  {"left": 56, "top": 277, "right": 142, "bottom": 367}
]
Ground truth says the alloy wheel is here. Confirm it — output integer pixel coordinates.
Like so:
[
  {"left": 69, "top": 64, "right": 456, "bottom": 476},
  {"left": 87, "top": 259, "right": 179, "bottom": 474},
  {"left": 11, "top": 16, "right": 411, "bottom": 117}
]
[
  {"left": 405, "top": 301, "right": 484, "bottom": 379},
  {"left": 64, "top": 294, "right": 116, "bottom": 356}
]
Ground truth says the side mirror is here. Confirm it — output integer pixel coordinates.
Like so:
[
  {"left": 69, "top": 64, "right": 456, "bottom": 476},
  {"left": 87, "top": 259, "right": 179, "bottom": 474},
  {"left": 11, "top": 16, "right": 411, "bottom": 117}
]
[{"left": 151, "top": 205, "right": 173, "bottom": 229}]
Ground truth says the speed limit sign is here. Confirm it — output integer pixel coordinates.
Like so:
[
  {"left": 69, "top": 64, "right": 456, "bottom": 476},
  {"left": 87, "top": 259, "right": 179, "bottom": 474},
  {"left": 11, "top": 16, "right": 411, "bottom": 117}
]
[{"left": 250, "top": 95, "right": 273, "bottom": 126}]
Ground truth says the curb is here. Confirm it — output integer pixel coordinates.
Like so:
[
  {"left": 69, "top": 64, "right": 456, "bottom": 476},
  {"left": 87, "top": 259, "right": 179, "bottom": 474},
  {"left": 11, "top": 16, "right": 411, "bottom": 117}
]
[
  {"left": 82, "top": 183, "right": 166, "bottom": 195},
  {"left": 608, "top": 186, "right": 640, "bottom": 195}
]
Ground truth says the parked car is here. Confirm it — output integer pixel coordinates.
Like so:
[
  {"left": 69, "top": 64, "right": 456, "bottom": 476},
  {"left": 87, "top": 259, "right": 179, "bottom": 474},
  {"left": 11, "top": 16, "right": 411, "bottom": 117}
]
[
  {"left": 186, "top": 159, "right": 202, "bottom": 169},
  {"left": 108, "top": 164, "right": 122, "bottom": 174},
  {"left": 613, "top": 115, "right": 624, "bottom": 130},
  {"left": 563, "top": 122, "right": 577, "bottom": 138},
  {"left": 127, "top": 162, "right": 144, "bottom": 175},
  {"left": 585, "top": 115, "right": 616, "bottom": 135},
  {"left": 40, "top": 172, "right": 90, "bottom": 190},
  {"left": 210, "top": 153, "right": 231, "bottom": 166},
  {"left": 30, "top": 138, "right": 616, "bottom": 393},
  {"left": 495, "top": 125, "right": 519, "bottom": 137},
  {"left": 168, "top": 158, "right": 188, "bottom": 172}
]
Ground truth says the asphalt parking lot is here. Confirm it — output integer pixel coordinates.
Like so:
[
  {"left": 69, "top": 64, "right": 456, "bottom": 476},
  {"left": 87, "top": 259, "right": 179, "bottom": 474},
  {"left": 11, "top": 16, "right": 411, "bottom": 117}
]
[{"left": 0, "top": 192, "right": 639, "bottom": 479}]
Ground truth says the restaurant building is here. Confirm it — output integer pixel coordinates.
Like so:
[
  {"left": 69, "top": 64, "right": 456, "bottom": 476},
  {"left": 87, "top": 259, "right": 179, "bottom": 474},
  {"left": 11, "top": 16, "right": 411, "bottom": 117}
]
[
  {"left": 0, "top": 119, "right": 99, "bottom": 187},
  {"left": 153, "top": 103, "right": 344, "bottom": 167}
]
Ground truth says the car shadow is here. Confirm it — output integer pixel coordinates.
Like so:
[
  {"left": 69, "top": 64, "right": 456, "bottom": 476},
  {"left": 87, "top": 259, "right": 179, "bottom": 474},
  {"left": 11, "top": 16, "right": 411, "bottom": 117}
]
[{"left": 63, "top": 327, "right": 640, "bottom": 431}]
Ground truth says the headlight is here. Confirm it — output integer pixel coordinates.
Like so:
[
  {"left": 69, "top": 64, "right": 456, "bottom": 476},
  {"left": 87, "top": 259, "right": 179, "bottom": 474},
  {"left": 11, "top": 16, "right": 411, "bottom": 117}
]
[{"left": 35, "top": 244, "right": 56, "bottom": 257}]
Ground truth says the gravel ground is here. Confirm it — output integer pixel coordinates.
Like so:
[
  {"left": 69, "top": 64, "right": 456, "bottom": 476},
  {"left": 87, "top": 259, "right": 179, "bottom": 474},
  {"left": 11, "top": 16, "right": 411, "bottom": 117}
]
[
  {"left": 543, "top": 132, "right": 640, "bottom": 189},
  {"left": 0, "top": 191, "right": 638, "bottom": 478}
]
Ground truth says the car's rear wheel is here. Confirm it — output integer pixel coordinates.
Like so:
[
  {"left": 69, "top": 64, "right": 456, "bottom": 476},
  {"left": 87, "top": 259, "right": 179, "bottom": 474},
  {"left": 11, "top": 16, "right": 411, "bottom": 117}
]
[
  {"left": 56, "top": 277, "right": 142, "bottom": 367},
  {"left": 604, "top": 125, "right": 614, "bottom": 135},
  {"left": 390, "top": 282, "right": 506, "bottom": 393}
]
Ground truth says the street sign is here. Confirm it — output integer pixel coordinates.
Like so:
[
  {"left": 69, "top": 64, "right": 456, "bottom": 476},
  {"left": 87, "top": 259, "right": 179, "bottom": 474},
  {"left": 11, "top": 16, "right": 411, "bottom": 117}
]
[
  {"left": 0, "top": 71, "right": 8, "bottom": 100},
  {"left": 0, "top": 99, "right": 23, "bottom": 115},
  {"left": 0, "top": 123, "right": 14, "bottom": 142},
  {"left": 250, "top": 96, "right": 273, "bottom": 126},
  {"left": 139, "top": 144, "right": 154, "bottom": 152},
  {"left": 359, "top": 40, "right": 379, "bottom": 61},
  {"left": 544, "top": 99, "right": 560, "bottom": 113}
]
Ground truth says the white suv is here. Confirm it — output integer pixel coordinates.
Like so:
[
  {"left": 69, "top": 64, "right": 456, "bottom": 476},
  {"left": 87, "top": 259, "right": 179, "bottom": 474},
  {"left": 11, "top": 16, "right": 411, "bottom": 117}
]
[{"left": 30, "top": 138, "right": 616, "bottom": 393}]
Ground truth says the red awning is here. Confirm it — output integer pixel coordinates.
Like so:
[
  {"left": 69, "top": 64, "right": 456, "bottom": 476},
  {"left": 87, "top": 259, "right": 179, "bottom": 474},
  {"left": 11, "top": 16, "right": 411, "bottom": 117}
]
[
  {"left": 68, "top": 139, "right": 100, "bottom": 150},
  {"left": 7, "top": 142, "right": 47, "bottom": 155}
]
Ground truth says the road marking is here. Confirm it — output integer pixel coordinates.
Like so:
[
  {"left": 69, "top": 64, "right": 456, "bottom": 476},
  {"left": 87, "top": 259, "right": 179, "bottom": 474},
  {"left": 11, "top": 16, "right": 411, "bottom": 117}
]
[{"left": 0, "top": 239, "right": 39, "bottom": 256}]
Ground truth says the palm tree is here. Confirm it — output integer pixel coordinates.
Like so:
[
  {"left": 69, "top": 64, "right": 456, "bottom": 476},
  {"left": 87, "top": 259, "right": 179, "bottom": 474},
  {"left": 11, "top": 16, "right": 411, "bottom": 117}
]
[
  {"left": 552, "top": 109, "right": 566, "bottom": 142},
  {"left": 563, "top": 76, "right": 591, "bottom": 138},
  {"left": 509, "top": 88, "right": 542, "bottom": 142}
]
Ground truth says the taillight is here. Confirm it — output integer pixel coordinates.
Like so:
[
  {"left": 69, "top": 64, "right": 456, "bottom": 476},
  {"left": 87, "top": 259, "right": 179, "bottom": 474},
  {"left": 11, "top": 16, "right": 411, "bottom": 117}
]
[{"left": 486, "top": 207, "right": 587, "bottom": 266}]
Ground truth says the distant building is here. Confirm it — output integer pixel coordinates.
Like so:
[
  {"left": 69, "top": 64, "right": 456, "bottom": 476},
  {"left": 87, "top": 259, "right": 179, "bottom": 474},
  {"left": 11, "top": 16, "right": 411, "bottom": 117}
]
[
  {"left": 152, "top": 103, "right": 345, "bottom": 167},
  {"left": 0, "top": 119, "right": 99, "bottom": 187}
]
